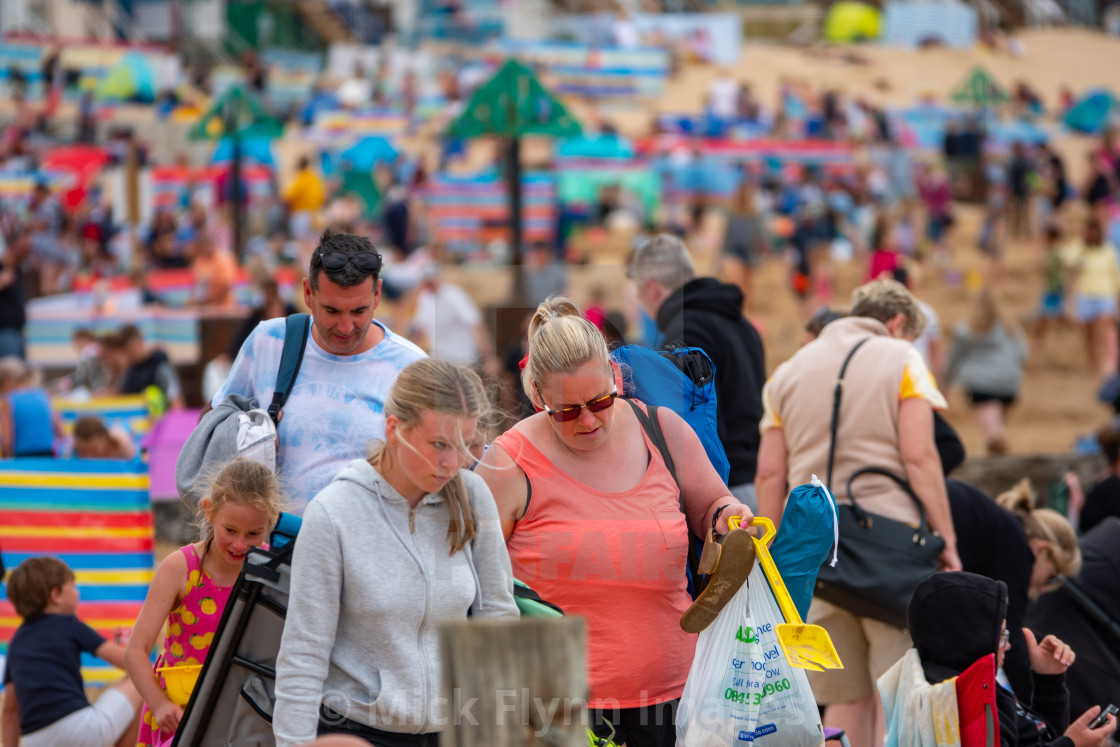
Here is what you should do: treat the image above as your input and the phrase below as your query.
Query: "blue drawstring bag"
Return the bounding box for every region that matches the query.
[770,476,839,621]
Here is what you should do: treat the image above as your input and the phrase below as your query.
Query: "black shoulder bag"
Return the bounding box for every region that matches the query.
[813,337,945,629]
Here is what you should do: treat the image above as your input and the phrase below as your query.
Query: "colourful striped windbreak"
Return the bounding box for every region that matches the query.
[0,458,155,686]
[425,173,556,251]
[53,395,153,445]
[25,307,201,368]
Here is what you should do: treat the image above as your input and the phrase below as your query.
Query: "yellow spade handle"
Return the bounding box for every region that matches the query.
[733,516,804,626]
[729,514,776,545]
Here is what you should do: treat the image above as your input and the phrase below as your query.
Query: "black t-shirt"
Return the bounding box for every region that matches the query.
[2,614,105,734]
[1080,474,1120,534]
[0,258,26,331]
[121,349,170,395]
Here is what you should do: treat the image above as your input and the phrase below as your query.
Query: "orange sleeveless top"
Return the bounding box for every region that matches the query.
[494,424,695,708]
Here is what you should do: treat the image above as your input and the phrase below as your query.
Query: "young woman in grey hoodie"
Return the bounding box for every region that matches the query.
[273,359,519,747]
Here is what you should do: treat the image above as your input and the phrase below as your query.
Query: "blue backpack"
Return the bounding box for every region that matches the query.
[611,344,731,598]
[610,345,730,482]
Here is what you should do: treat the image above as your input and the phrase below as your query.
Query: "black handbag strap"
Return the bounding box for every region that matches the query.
[825,337,932,531]
[846,466,932,532]
[825,337,872,490]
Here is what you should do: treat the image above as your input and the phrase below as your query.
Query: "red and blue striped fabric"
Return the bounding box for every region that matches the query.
[425,173,556,250]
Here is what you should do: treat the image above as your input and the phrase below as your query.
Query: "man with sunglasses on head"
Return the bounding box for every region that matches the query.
[211,229,425,513]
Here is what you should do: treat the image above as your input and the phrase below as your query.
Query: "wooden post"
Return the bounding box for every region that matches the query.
[506,134,526,309]
[125,134,141,262]
[439,617,587,747]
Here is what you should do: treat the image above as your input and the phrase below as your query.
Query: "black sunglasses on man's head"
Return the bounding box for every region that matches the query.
[315,249,382,276]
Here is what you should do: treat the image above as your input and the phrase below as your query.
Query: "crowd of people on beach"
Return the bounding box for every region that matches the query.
[4,31,1120,747]
[3,226,1120,747]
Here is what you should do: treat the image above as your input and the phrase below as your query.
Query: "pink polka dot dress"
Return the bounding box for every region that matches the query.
[137,542,234,746]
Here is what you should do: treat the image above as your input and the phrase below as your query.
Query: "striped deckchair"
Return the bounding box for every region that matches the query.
[0,458,155,686]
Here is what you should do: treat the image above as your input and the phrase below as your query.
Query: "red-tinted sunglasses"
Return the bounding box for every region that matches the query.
[533,382,618,423]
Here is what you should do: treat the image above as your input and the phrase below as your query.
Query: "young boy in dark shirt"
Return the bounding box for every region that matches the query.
[2,557,141,747]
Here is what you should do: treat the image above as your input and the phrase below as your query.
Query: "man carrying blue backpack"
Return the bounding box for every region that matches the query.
[628,233,767,508]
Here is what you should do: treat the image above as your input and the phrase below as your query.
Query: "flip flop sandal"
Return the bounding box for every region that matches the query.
[679,528,757,634]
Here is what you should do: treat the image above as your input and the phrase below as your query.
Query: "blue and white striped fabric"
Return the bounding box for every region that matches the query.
[882,1,978,49]
[25,308,200,368]
[499,41,670,99]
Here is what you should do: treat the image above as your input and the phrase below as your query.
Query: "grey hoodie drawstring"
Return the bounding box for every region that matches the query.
[372,472,484,611]
[373,479,426,571]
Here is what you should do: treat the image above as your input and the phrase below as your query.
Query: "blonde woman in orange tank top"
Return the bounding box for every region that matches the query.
[476,296,753,747]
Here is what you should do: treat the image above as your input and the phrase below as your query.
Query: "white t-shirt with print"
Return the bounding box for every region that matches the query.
[213,317,425,512]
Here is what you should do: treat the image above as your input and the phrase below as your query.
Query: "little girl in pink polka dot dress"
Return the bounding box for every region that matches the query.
[124,460,284,746]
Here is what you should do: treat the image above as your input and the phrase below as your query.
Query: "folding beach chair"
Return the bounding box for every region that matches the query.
[172,513,301,746]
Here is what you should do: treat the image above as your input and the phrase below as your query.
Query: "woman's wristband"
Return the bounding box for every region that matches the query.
[712,503,731,535]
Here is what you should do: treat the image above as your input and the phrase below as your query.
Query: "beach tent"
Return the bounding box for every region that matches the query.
[94,52,156,103]
[1064,89,1119,135]
[951,67,1008,108]
[824,2,882,42]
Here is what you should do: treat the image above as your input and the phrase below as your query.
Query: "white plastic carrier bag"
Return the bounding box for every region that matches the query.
[676,559,824,746]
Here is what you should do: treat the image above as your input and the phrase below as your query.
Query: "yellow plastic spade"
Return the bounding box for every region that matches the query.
[729,516,844,672]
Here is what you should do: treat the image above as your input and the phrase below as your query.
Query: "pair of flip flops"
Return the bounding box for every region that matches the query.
[680,526,757,634]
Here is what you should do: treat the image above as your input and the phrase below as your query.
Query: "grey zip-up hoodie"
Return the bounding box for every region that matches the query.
[272,459,518,746]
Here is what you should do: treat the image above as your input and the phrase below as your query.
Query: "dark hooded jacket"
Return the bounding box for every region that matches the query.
[945,479,1035,701]
[1026,517,1120,724]
[933,415,1034,699]
[910,572,1073,747]
[655,277,766,487]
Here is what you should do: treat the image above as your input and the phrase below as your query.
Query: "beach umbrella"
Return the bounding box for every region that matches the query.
[320,136,399,177]
[1063,89,1119,135]
[212,136,276,166]
[338,135,399,172]
[94,52,156,102]
[189,85,284,258]
[951,67,1008,108]
[41,145,111,182]
[41,144,111,209]
[447,58,581,304]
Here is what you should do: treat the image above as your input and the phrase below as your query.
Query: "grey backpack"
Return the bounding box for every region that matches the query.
[175,314,309,503]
